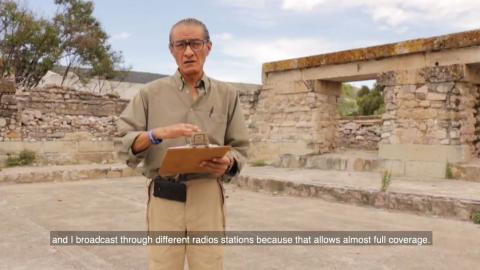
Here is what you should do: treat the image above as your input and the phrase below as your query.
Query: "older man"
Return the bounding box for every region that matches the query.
[117,18,249,270]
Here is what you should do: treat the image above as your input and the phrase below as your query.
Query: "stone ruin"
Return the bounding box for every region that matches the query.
[247,29,480,178]
[0,83,128,165]
[1,29,480,180]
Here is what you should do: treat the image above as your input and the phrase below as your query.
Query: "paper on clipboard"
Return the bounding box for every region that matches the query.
[159,133,232,176]
[159,144,231,176]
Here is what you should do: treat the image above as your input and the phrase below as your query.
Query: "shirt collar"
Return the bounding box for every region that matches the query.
[174,70,210,93]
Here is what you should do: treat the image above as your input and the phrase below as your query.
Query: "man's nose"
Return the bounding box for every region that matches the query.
[183,45,194,57]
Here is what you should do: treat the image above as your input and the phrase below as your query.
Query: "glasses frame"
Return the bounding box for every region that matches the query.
[170,39,210,52]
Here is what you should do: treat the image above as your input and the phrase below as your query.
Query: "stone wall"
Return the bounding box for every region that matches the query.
[378,65,480,157]
[476,99,480,157]
[245,80,340,161]
[1,85,128,142]
[0,80,16,131]
[337,116,382,150]
[0,85,129,166]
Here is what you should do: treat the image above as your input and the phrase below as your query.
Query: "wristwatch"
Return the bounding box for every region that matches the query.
[148,130,163,145]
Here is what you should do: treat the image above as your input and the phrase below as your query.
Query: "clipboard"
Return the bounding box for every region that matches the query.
[159,133,231,176]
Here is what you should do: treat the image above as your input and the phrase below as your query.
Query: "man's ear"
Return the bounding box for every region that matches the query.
[206,41,212,55]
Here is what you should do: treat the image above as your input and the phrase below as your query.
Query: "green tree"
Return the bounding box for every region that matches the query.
[0,0,125,89]
[339,83,358,116]
[357,85,370,98]
[53,0,124,86]
[357,84,385,115]
[0,1,61,88]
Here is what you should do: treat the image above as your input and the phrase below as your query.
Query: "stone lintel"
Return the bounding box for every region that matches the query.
[377,64,470,86]
[263,29,480,74]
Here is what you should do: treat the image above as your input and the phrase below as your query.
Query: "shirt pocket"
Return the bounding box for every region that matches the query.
[205,112,227,145]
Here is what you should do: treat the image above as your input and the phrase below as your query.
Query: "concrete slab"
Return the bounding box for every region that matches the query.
[0,177,479,269]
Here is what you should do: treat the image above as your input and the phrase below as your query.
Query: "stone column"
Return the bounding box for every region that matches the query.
[247,79,341,162]
[378,64,479,178]
[311,80,341,154]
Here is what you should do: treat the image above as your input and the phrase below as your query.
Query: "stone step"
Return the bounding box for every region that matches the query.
[2,163,479,223]
[234,166,480,223]
[0,163,142,184]
[275,152,480,182]
[449,161,480,182]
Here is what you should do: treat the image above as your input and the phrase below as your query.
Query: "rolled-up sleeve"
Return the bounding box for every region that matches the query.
[223,90,249,179]
[116,89,150,168]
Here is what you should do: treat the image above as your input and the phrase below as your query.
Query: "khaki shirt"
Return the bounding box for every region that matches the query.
[116,71,249,179]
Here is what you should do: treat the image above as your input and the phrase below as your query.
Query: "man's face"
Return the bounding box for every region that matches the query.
[170,24,211,78]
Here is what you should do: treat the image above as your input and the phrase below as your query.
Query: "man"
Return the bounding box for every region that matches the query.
[117,18,249,270]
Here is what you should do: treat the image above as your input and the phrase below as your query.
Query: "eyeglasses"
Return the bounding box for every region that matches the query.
[170,39,209,51]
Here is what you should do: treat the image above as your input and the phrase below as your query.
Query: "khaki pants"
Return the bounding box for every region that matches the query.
[147,177,226,270]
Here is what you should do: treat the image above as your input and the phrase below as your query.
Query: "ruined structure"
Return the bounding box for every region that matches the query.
[1,30,480,180]
[249,29,480,178]
[0,84,128,165]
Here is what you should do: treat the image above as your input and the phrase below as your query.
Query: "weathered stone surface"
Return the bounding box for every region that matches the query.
[1,86,129,143]
[337,117,382,150]
[233,170,480,222]
[0,79,15,93]
[263,29,480,74]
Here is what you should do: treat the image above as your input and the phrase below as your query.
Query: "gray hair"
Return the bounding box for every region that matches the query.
[169,18,210,44]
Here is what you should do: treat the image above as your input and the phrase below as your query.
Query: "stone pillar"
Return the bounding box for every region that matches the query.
[378,64,479,178]
[247,79,341,161]
[311,80,341,154]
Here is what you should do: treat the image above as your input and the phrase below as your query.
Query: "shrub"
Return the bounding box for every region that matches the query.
[381,170,392,192]
[250,160,268,167]
[472,213,480,224]
[445,163,453,179]
[6,150,36,167]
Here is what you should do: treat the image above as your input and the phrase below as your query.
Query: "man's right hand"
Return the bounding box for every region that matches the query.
[131,123,201,155]
[153,123,201,140]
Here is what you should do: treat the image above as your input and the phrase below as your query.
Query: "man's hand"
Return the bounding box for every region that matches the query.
[154,123,201,139]
[200,155,232,177]
[131,123,201,154]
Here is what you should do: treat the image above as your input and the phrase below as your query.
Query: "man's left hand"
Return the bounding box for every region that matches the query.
[200,155,232,177]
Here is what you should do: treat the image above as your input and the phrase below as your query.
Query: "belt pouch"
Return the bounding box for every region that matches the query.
[153,177,187,202]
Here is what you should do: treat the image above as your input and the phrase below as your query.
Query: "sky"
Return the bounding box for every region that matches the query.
[21,0,480,85]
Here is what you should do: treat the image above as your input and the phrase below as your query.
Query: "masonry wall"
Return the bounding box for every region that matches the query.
[241,80,384,161]
[378,65,480,156]
[0,80,16,131]
[245,80,336,161]
[0,85,129,166]
[337,116,382,150]
[476,100,480,157]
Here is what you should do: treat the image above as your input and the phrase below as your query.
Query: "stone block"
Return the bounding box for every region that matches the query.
[426,93,447,101]
[78,141,114,152]
[382,159,405,176]
[420,64,465,83]
[42,141,77,153]
[0,141,44,155]
[405,160,447,178]
[379,144,471,163]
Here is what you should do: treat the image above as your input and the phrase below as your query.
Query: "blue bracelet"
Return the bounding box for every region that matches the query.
[148,130,162,145]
